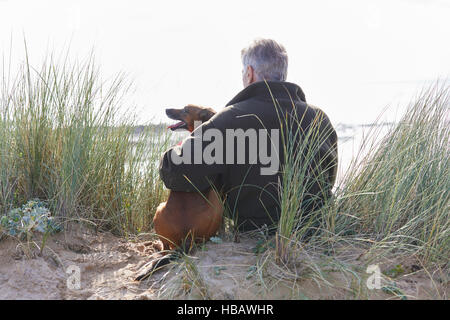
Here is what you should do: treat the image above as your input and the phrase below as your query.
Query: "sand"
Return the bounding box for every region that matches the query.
[0,223,447,300]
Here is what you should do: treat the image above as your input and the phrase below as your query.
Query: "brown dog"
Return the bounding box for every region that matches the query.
[135,105,222,281]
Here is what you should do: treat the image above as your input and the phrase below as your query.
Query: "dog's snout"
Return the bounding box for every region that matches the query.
[165,108,175,117]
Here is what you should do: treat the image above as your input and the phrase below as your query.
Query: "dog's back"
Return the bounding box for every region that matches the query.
[154,189,222,250]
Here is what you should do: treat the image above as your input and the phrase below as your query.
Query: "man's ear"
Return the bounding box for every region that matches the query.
[246,65,256,85]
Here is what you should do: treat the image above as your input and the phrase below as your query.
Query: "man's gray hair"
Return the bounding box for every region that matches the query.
[241,38,288,82]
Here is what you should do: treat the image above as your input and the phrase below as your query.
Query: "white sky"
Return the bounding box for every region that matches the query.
[1,0,449,125]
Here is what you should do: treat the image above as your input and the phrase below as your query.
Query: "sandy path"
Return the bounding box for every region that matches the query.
[0,223,260,300]
[0,223,447,300]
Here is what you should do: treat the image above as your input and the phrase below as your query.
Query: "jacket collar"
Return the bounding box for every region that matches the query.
[225,80,306,107]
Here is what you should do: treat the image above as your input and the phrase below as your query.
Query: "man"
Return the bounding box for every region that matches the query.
[160,38,337,232]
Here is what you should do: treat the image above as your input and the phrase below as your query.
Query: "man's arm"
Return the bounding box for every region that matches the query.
[159,119,225,192]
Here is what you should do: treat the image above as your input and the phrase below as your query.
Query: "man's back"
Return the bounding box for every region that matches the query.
[160,80,338,231]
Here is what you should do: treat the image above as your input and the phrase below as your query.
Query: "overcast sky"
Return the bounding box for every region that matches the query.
[1,0,449,125]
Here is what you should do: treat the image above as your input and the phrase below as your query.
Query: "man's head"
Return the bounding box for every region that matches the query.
[241,38,288,88]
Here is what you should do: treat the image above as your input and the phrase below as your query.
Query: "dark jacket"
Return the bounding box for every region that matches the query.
[159,81,338,231]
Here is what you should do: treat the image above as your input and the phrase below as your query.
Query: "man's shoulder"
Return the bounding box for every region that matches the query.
[209,102,248,122]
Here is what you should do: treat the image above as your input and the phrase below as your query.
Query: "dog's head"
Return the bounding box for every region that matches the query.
[166,104,216,132]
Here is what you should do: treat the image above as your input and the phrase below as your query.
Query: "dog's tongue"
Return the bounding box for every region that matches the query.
[167,121,184,130]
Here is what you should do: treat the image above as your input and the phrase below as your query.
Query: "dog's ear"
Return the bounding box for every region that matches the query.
[199,108,215,122]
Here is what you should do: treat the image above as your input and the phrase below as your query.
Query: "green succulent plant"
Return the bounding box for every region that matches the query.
[0,199,62,240]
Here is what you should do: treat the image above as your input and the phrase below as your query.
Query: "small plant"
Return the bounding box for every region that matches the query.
[0,199,61,240]
[383,264,405,278]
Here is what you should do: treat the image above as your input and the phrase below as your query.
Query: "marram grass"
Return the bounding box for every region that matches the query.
[0,52,172,236]
[335,84,449,263]
[277,83,449,267]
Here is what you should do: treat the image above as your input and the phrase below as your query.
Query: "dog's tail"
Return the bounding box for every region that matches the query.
[134,252,179,281]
